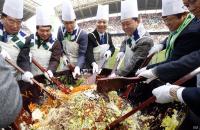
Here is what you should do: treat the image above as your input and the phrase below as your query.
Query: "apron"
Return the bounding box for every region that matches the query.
[62,29,82,66]
[91,33,110,66]
[118,39,136,71]
[0,41,21,76]
[30,40,52,76]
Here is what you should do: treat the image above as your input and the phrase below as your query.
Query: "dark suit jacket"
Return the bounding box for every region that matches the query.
[86,29,115,66]
[150,17,200,86]
[182,87,200,117]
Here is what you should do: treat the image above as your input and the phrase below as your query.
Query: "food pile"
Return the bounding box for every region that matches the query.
[29,85,186,130]
[30,90,142,130]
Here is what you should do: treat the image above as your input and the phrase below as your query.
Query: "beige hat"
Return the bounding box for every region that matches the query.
[121,0,138,20]
[3,0,24,19]
[62,0,76,21]
[162,0,188,16]
[96,4,109,21]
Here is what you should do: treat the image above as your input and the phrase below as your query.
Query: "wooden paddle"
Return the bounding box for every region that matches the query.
[121,53,156,98]
[97,76,145,93]
[85,56,107,85]
[5,58,57,100]
[32,58,71,94]
[106,66,200,129]
[96,53,155,94]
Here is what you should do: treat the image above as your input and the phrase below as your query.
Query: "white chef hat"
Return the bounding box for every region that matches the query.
[121,0,139,21]
[96,4,109,21]
[162,0,188,17]
[36,6,52,26]
[62,0,76,21]
[3,0,24,19]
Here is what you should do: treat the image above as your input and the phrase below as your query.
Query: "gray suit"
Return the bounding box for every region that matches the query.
[0,56,22,128]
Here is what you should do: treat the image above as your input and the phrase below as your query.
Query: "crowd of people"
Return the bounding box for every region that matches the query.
[78,13,168,33]
[1,0,200,129]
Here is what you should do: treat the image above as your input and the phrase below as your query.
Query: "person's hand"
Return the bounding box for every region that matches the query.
[44,70,53,80]
[137,69,157,83]
[136,67,147,76]
[104,50,111,59]
[72,66,80,78]
[92,62,98,74]
[0,49,11,59]
[148,44,164,57]
[116,52,125,61]
[152,83,177,104]
[63,55,69,66]
[22,71,33,84]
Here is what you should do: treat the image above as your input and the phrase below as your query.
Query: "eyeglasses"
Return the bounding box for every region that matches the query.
[5,17,22,26]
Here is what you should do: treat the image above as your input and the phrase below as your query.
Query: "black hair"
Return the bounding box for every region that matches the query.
[36,25,52,30]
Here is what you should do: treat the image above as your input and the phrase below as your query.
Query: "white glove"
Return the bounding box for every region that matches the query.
[137,69,157,83]
[22,71,33,84]
[44,70,53,80]
[136,67,147,76]
[63,55,69,66]
[116,52,125,61]
[104,50,111,59]
[92,62,98,74]
[152,83,175,104]
[72,66,80,78]
[0,49,11,59]
[148,44,164,57]
[109,73,117,78]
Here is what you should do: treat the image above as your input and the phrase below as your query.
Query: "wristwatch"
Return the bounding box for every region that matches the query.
[169,86,180,101]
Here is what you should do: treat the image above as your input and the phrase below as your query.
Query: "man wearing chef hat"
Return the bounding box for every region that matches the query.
[16,6,62,111]
[57,0,88,78]
[0,0,35,83]
[0,0,27,60]
[136,0,200,88]
[17,6,62,83]
[110,0,153,77]
[86,4,115,74]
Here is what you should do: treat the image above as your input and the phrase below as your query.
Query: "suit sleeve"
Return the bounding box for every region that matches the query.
[48,40,62,72]
[0,57,22,128]
[182,87,200,117]
[17,36,32,72]
[86,33,95,66]
[77,30,88,68]
[108,34,115,56]
[153,49,200,82]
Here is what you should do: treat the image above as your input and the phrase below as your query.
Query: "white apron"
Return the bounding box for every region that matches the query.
[91,33,110,66]
[30,43,52,76]
[62,29,82,66]
[0,41,21,76]
[118,39,136,71]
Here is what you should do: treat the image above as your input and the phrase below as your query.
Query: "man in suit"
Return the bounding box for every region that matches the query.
[110,0,153,77]
[140,0,200,129]
[57,0,88,78]
[0,54,22,128]
[86,4,115,74]
[137,0,200,87]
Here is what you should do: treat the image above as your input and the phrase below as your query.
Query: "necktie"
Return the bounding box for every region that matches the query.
[100,35,104,44]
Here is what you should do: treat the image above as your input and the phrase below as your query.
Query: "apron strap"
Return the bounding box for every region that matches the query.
[91,33,100,46]
[75,29,83,43]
